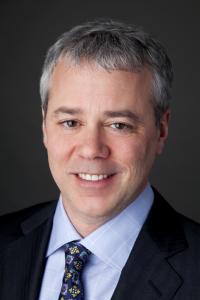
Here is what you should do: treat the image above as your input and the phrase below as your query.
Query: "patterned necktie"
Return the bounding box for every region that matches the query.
[58,241,91,300]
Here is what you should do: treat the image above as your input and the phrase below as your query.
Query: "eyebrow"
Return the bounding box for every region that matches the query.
[104,110,144,124]
[53,107,83,116]
[52,107,143,124]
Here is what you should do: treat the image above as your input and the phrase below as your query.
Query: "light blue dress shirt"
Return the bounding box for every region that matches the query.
[39,184,154,300]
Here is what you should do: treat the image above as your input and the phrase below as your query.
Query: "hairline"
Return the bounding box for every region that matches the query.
[41,55,163,125]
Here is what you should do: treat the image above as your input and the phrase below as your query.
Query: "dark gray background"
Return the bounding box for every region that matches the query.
[1,1,200,221]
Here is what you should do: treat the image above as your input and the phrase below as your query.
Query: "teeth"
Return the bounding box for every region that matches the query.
[78,173,109,181]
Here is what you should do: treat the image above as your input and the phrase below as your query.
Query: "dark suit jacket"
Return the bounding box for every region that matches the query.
[0,189,200,300]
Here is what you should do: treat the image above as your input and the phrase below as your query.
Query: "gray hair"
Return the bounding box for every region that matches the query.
[40,19,173,125]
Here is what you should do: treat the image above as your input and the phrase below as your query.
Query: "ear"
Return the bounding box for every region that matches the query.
[42,109,48,148]
[156,109,170,155]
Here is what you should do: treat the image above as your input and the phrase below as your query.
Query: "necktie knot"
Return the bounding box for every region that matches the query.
[64,241,91,272]
[58,241,90,300]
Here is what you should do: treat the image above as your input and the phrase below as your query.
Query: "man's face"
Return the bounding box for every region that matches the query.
[43,61,169,229]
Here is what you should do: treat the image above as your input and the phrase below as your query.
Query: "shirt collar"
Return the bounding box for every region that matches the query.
[47,183,154,270]
[47,199,81,256]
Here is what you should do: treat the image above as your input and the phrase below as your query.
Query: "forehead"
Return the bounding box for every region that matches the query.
[48,60,153,112]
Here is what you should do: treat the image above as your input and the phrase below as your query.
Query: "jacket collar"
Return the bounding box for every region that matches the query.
[21,200,57,234]
[111,189,188,300]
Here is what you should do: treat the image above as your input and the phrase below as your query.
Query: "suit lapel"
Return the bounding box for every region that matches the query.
[0,201,57,300]
[111,190,188,300]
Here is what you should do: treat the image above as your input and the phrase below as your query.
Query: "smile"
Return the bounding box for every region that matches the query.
[77,173,110,181]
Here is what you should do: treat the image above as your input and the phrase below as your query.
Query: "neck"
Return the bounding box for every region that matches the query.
[67,212,110,237]
[61,202,114,237]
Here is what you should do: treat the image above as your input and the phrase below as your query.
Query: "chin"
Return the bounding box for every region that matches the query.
[79,198,123,221]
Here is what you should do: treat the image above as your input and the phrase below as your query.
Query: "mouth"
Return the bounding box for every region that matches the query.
[76,173,113,181]
[72,172,117,189]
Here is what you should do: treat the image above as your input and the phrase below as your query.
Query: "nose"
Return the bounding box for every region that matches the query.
[77,127,110,160]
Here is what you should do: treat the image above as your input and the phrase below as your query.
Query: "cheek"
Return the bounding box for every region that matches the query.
[112,138,145,165]
[113,135,157,178]
[46,132,72,162]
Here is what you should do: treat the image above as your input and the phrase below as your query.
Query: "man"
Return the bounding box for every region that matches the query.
[0,19,200,300]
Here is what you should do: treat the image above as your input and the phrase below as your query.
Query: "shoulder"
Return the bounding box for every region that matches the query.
[0,200,57,245]
[181,214,200,244]
[152,187,200,243]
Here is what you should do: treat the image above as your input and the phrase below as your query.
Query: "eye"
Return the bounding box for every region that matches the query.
[61,120,80,128]
[111,122,132,130]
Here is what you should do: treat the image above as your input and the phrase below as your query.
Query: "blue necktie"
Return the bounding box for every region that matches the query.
[58,241,91,300]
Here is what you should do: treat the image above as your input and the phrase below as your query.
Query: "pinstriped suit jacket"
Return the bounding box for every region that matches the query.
[0,189,200,300]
